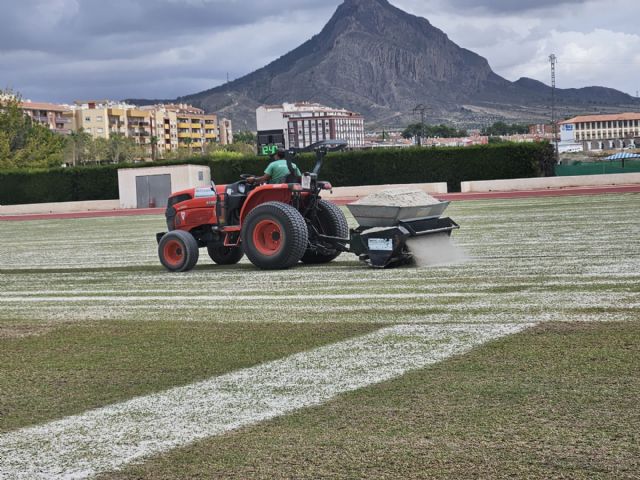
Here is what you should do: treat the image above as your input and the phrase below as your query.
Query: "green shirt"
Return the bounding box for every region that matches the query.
[264,159,302,184]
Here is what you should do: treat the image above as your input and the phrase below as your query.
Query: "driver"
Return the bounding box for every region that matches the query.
[247,149,301,185]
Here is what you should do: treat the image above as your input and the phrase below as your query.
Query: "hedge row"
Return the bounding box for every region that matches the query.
[0,143,554,205]
[0,166,120,205]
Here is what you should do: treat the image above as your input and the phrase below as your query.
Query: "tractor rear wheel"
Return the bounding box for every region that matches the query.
[241,201,308,270]
[158,230,199,272]
[301,199,349,264]
[207,245,244,265]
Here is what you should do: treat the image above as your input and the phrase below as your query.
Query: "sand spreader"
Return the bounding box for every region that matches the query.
[315,200,459,268]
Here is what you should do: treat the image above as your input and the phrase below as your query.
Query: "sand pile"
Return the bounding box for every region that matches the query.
[354,188,440,207]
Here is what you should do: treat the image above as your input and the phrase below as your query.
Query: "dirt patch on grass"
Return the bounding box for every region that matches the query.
[0,322,55,339]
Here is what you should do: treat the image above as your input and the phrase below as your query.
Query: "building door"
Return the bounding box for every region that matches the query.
[136,174,171,208]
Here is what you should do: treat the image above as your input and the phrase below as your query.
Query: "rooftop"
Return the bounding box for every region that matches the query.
[561,112,640,124]
[20,101,70,112]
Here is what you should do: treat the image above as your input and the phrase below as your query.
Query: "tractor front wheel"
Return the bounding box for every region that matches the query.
[207,245,244,265]
[241,202,308,270]
[158,230,199,272]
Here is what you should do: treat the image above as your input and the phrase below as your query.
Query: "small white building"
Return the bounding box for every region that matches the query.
[117,164,210,209]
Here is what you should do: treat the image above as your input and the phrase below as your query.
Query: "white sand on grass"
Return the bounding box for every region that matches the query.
[0,323,530,479]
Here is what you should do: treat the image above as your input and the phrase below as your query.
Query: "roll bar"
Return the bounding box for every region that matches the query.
[285,139,348,176]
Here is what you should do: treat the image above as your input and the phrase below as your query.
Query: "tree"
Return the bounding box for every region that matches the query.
[108,133,141,163]
[0,89,67,169]
[89,137,110,164]
[401,123,424,140]
[233,131,256,144]
[482,122,528,136]
[65,130,92,166]
[402,123,468,141]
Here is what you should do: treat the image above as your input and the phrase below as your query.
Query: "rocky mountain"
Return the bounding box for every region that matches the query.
[133,0,639,130]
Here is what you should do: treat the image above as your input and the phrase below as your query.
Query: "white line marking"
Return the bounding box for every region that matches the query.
[0,323,530,479]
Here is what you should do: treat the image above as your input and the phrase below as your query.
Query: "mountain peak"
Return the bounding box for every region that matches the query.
[173,0,636,129]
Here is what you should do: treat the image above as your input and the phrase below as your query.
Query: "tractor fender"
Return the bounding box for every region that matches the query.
[239,185,292,224]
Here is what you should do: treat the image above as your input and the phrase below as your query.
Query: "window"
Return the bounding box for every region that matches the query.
[96,116,103,122]
[85,117,91,122]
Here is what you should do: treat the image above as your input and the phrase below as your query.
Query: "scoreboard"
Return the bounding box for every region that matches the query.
[257,129,286,156]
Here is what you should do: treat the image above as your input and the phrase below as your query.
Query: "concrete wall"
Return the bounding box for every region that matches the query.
[460,172,640,193]
[0,200,120,216]
[118,165,211,209]
[331,183,448,199]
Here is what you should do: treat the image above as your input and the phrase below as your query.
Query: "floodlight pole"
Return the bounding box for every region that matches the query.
[413,104,427,146]
[549,54,559,164]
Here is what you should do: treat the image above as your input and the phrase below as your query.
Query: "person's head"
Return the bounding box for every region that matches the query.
[274,149,286,160]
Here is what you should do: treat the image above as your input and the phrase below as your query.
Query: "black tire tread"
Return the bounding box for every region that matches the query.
[158,230,200,272]
[301,199,348,264]
[207,245,244,265]
[241,201,308,270]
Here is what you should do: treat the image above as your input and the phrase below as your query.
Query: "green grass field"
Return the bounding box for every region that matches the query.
[1,193,639,478]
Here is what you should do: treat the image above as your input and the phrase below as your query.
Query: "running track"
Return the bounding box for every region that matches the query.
[1,184,639,222]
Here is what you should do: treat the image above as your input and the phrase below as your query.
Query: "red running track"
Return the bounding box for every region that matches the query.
[1,184,639,221]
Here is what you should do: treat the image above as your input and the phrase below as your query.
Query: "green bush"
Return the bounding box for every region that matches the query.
[0,143,554,205]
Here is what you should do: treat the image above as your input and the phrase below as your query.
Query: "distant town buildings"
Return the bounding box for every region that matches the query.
[424,134,489,148]
[529,123,555,137]
[16,99,232,160]
[560,113,640,152]
[19,101,73,135]
[256,102,365,152]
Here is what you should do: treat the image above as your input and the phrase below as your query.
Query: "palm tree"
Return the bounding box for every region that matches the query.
[183,137,193,156]
[150,136,158,162]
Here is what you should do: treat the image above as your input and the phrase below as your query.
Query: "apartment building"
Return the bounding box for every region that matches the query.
[172,104,218,154]
[20,101,73,134]
[71,101,226,158]
[256,102,365,152]
[71,101,154,155]
[560,113,640,150]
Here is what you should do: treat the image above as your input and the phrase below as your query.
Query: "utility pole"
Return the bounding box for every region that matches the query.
[549,54,559,163]
[413,104,427,146]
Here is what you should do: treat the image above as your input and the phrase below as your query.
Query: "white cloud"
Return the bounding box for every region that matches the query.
[393,0,640,95]
[2,0,640,102]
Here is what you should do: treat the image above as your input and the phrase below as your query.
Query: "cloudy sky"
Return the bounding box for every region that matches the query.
[1,0,639,104]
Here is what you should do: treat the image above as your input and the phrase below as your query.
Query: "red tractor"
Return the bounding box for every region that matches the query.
[156,140,350,271]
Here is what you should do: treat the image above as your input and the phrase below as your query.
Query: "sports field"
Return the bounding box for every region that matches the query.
[1,194,639,479]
